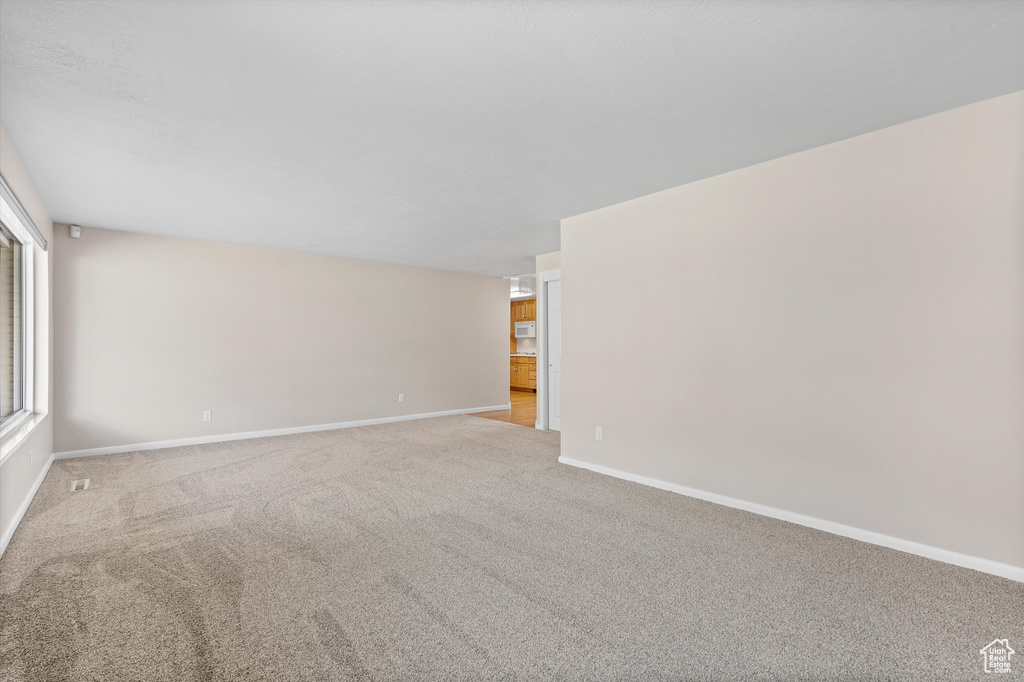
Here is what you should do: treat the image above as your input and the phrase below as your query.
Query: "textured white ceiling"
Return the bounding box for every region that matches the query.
[1,1,1022,276]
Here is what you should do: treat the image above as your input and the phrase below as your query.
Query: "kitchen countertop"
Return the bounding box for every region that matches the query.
[510,353,537,357]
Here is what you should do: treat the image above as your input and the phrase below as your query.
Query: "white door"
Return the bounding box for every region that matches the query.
[547,279,562,431]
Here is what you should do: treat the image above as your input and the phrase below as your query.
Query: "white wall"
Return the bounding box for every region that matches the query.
[53,228,509,454]
[560,92,1024,571]
[515,336,538,354]
[0,124,54,551]
[536,251,560,273]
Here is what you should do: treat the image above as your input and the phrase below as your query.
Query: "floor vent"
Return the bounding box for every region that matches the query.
[70,479,90,492]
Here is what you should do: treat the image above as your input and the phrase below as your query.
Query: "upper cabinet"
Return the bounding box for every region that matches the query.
[511,299,537,323]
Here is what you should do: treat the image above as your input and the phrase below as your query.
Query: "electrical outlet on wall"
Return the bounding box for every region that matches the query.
[595,427,603,441]
[203,410,212,422]
[398,393,405,403]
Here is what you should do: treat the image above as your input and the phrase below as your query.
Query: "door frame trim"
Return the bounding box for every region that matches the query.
[536,268,561,430]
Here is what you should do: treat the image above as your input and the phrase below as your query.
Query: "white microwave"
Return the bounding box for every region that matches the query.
[514,321,536,338]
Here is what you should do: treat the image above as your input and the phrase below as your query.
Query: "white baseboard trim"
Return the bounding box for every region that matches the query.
[54,404,512,460]
[558,455,1024,584]
[0,453,53,557]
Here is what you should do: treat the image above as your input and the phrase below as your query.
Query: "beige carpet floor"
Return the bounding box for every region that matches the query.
[1,415,1021,681]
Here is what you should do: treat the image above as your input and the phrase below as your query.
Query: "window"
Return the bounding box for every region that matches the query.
[0,175,44,442]
[0,226,24,424]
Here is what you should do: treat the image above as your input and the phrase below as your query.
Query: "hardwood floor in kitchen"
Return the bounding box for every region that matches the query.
[472,390,536,427]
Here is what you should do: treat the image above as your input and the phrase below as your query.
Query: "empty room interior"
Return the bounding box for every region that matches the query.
[1,1,1022,680]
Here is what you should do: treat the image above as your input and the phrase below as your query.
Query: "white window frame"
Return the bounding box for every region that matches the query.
[0,190,36,443]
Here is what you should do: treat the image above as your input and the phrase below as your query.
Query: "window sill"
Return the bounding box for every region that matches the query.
[0,412,48,466]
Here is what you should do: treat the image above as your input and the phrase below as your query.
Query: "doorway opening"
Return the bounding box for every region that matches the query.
[472,268,559,430]
[471,273,538,428]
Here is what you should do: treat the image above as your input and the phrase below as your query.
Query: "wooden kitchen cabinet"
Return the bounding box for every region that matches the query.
[510,299,536,323]
[512,362,527,389]
[510,356,537,391]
